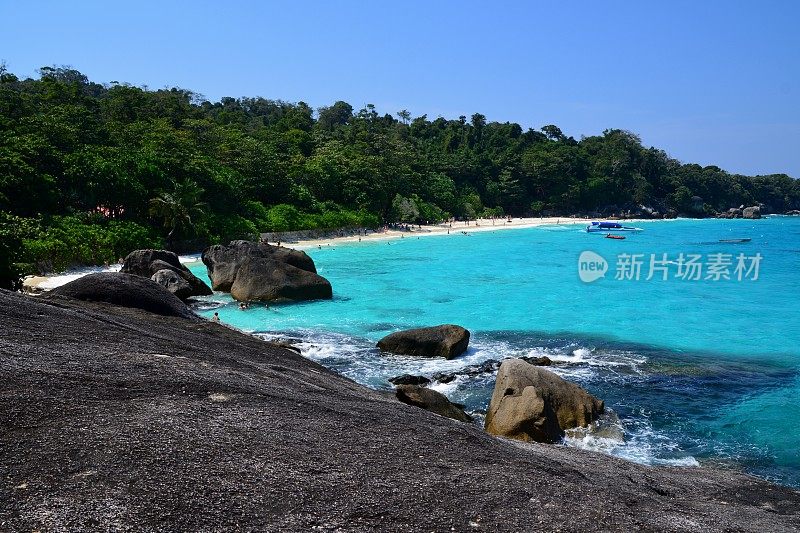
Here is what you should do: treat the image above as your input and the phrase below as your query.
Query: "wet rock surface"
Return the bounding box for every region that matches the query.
[377,324,470,359]
[2,290,799,531]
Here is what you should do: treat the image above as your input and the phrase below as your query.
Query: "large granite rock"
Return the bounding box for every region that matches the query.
[395,384,472,422]
[229,257,332,302]
[377,325,470,359]
[743,206,761,219]
[151,269,193,300]
[120,249,211,299]
[3,290,799,531]
[202,240,317,292]
[485,359,604,443]
[48,272,196,319]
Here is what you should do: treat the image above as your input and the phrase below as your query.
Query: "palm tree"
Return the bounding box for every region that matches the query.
[149,179,207,250]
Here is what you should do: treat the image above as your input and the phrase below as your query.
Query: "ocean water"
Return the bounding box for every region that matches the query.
[188,217,800,487]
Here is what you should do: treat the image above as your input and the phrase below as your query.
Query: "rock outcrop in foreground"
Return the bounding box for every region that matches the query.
[120,249,212,300]
[377,324,470,359]
[201,240,331,302]
[47,272,198,319]
[2,290,798,531]
[485,359,604,443]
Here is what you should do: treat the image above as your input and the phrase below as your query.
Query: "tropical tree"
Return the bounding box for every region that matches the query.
[148,179,207,249]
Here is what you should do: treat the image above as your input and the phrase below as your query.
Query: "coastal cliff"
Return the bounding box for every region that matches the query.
[1,290,798,531]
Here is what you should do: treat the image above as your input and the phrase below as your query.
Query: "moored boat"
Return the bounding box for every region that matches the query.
[587,221,643,233]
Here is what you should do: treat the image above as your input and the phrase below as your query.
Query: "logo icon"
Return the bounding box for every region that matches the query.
[578,251,608,283]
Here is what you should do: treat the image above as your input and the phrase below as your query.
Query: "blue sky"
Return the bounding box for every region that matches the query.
[2,0,798,177]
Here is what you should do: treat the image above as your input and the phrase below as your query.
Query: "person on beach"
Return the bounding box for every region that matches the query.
[212,312,220,322]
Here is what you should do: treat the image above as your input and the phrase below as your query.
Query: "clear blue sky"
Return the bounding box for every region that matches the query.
[2,0,798,177]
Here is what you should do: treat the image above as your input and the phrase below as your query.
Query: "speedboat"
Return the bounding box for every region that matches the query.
[586,221,643,233]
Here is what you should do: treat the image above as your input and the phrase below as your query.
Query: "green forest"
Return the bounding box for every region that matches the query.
[1,66,798,288]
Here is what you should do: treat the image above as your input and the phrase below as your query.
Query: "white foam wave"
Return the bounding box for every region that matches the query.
[564,412,700,468]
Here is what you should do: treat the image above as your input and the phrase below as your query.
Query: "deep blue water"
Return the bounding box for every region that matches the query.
[189,217,800,487]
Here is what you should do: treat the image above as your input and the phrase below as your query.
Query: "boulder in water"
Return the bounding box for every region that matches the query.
[229,257,332,302]
[484,358,604,443]
[395,385,472,422]
[743,206,761,219]
[121,249,211,299]
[201,241,317,292]
[377,325,470,360]
[48,272,196,319]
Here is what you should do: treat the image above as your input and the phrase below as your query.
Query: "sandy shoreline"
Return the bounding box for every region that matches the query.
[21,216,640,292]
[287,216,589,250]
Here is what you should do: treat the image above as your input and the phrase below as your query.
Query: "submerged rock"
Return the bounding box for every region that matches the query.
[395,384,472,422]
[48,272,196,319]
[229,257,332,302]
[484,358,604,443]
[377,325,470,359]
[520,355,552,366]
[202,240,317,292]
[432,372,457,384]
[388,374,431,386]
[121,249,212,299]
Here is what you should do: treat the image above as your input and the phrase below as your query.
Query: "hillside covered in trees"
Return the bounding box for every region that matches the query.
[1,66,798,287]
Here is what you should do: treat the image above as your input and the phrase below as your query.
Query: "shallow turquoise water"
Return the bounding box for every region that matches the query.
[190,217,800,486]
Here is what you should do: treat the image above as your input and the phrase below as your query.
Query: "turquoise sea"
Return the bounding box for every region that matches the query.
[188,217,800,487]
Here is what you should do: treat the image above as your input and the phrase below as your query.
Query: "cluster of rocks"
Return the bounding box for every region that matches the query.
[378,324,603,444]
[121,249,212,300]
[115,241,333,305]
[202,240,332,302]
[717,205,762,219]
[49,267,604,448]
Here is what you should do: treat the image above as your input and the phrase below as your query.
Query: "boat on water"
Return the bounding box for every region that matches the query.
[605,234,626,240]
[586,221,643,233]
[719,238,751,243]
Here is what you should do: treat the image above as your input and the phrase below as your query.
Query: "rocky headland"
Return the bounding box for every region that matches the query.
[2,285,800,531]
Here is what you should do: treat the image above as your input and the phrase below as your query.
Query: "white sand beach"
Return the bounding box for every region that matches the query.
[287,216,590,250]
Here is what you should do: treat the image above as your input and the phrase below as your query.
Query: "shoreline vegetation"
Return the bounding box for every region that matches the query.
[18,216,642,292]
[1,66,798,289]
